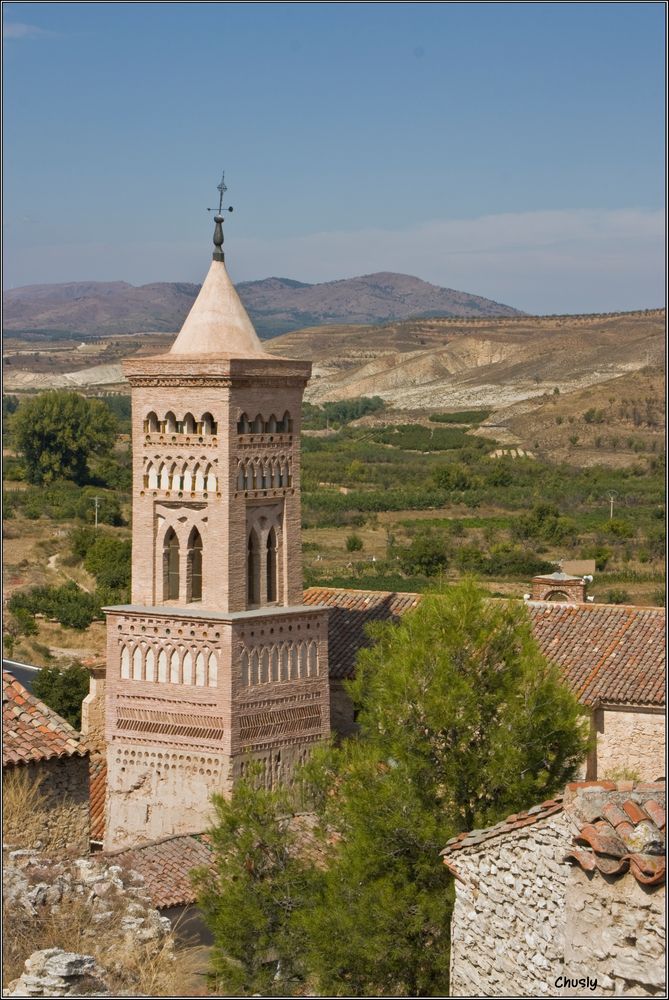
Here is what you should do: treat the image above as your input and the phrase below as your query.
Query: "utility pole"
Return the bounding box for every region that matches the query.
[606,490,619,520]
[92,495,101,529]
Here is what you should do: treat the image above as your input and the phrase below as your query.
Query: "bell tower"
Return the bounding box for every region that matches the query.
[103,184,330,850]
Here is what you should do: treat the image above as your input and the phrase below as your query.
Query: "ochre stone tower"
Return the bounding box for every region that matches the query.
[103,212,329,850]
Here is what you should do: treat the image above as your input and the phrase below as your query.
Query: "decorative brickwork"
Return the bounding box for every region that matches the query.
[103,254,330,850]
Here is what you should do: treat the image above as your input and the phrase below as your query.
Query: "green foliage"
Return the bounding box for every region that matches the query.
[455,543,556,578]
[429,409,491,425]
[397,528,450,576]
[8,582,103,630]
[31,663,91,730]
[606,518,634,539]
[433,463,474,491]
[583,408,605,424]
[200,582,588,996]
[93,394,131,432]
[302,396,385,430]
[606,588,631,605]
[194,776,319,996]
[511,503,579,545]
[345,533,363,552]
[7,607,39,638]
[82,535,131,591]
[11,390,118,485]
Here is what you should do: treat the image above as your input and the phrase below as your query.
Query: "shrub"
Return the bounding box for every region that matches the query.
[8,582,103,630]
[83,535,131,590]
[345,533,363,552]
[606,588,631,605]
[32,663,91,729]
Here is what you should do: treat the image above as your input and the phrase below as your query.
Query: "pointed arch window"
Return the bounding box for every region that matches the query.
[187,527,203,602]
[247,529,260,605]
[266,528,278,602]
[163,528,180,601]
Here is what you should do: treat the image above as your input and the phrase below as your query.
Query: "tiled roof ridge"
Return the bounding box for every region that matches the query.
[2,669,88,764]
[440,795,565,858]
[527,600,664,612]
[442,780,665,887]
[104,830,209,859]
[304,586,422,600]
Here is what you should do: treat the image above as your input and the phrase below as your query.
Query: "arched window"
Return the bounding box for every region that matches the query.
[183,412,196,434]
[164,411,177,433]
[281,410,292,433]
[237,464,245,490]
[247,530,260,605]
[266,528,278,602]
[252,413,264,434]
[187,527,203,602]
[547,591,570,602]
[202,412,217,435]
[163,528,180,601]
[237,412,250,434]
[267,414,277,433]
[144,411,159,433]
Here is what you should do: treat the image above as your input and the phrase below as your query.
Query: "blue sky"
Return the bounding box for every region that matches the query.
[3,2,665,312]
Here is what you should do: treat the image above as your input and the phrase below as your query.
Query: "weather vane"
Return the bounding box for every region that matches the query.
[207,171,234,260]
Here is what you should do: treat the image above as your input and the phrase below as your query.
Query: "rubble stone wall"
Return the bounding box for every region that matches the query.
[564,867,665,996]
[595,708,665,781]
[449,812,572,997]
[3,757,90,854]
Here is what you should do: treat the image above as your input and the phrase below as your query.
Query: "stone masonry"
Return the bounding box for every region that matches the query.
[447,809,573,996]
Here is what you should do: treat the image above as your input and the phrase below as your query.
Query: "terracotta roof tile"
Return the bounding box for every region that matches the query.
[89,752,107,843]
[442,780,665,888]
[109,834,214,909]
[2,669,88,765]
[304,588,665,706]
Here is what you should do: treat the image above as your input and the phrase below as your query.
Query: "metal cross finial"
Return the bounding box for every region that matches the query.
[207,171,234,260]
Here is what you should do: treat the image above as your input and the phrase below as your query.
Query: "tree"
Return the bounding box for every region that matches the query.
[295,581,589,995]
[12,391,118,484]
[32,663,91,730]
[193,776,320,997]
[200,580,589,996]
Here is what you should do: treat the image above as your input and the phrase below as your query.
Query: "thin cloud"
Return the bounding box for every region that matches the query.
[3,22,54,40]
[3,208,664,315]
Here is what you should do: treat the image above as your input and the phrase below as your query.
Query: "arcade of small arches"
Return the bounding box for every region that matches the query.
[119,642,218,687]
[144,411,218,436]
[237,456,292,492]
[241,640,320,686]
[145,459,218,494]
[237,411,293,435]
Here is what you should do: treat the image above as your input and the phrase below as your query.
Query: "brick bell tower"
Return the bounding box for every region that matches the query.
[103,184,330,850]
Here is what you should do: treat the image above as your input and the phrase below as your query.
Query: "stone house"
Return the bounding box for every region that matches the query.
[441,779,665,997]
[2,669,90,853]
[302,588,665,780]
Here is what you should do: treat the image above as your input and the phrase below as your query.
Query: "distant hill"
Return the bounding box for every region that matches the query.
[2,272,522,340]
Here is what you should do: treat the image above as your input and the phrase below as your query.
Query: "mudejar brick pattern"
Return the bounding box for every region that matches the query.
[103,249,330,850]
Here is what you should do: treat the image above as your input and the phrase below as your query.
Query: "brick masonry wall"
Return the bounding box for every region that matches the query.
[4,757,90,854]
[449,812,572,997]
[595,709,665,781]
[564,867,665,995]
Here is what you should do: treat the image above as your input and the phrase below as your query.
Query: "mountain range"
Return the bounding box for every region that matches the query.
[2,272,521,339]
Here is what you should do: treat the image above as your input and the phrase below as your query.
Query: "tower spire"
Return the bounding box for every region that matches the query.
[207,171,233,262]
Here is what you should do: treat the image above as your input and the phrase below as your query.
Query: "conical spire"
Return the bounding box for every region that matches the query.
[169,259,265,356]
[169,174,266,357]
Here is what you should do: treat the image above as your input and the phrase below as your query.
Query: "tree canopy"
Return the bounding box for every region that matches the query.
[11,391,118,484]
[197,580,589,996]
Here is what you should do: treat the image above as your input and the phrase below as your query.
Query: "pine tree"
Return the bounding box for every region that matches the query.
[199,580,590,996]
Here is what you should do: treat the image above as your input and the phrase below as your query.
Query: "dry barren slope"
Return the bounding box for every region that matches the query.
[267,309,665,411]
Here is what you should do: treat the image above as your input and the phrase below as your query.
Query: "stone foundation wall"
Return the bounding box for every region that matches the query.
[595,708,665,781]
[564,867,665,995]
[449,812,572,997]
[3,757,90,855]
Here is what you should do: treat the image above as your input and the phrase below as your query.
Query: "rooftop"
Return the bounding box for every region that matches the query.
[108,834,214,909]
[2,669,89,766]
[442,779,665,887]
[303,588,665,706]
